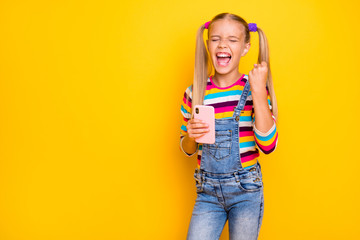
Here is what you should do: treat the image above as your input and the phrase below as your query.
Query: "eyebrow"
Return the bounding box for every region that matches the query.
[210,35,240,39]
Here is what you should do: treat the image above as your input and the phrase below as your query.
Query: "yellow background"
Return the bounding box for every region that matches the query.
[0,0,359,239]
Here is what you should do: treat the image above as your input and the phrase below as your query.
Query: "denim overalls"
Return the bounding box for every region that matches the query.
[186,80,264,240]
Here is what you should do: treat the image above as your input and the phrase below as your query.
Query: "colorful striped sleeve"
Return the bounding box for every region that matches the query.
[179,85,198,157]
[252,89,278,154]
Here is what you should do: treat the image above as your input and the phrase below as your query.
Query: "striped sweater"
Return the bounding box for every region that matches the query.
[179,74,278,169]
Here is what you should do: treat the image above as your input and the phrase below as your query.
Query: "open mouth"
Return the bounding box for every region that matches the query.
[216,52,231,67]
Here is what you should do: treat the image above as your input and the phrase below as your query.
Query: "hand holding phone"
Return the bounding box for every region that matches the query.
[192,105,215,144]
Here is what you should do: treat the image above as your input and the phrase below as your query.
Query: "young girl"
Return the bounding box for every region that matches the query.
[179,13,278,240]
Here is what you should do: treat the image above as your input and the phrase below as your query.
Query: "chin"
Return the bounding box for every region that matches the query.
[214,65,234,75]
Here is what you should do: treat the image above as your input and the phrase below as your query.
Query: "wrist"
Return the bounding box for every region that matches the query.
[251,86,267,96]
[251,90,268,103]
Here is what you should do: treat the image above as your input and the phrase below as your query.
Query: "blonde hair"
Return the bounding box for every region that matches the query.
[187,12,278,121]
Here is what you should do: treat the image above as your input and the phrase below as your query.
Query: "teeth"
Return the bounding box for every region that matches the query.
[217,53,231,57]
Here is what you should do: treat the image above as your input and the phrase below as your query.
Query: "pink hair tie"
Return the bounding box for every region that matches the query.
[204,21,211,29]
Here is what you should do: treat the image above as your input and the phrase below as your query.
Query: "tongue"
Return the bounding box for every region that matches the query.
[217,57,231,64]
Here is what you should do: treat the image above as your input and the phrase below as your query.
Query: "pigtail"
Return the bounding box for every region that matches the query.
[189,24,211,119]
[257,27,278,121]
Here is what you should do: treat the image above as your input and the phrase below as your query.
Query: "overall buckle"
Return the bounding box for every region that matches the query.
[233,171,240,183]
[194,168,205,192]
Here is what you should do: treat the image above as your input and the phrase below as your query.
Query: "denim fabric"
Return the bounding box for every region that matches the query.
[187,81,264,240]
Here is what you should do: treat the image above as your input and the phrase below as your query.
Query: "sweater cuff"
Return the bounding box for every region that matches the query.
[253,121,276,137]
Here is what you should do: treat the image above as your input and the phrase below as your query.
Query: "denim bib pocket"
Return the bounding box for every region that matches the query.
[203,130,232,161]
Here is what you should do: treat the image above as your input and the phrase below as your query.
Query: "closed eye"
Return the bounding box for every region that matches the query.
[211,39,237,42]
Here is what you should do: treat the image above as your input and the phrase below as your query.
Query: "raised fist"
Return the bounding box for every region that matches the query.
[249,61,268,92]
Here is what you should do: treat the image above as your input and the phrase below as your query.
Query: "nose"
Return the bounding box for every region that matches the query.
[218,39,228,48]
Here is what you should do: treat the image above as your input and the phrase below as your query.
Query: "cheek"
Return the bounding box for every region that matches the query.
[232,55,241,64]
[208,44,216,55]
[235,48,246,58]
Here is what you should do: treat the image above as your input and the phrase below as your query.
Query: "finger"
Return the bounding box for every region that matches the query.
[191,131,209,138]
[190,118,205,124]
[191,122,209,129]
[187,124,209,132]
[190,131,206,138]
[193,132,210,139]
[260,61,267,67]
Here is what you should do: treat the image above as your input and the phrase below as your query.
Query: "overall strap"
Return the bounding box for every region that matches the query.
[233,79,250,117]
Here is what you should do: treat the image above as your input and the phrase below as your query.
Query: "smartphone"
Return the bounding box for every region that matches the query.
[193,105,215,144]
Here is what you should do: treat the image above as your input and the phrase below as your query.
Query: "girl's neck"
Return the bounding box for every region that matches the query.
[212,71,243,88]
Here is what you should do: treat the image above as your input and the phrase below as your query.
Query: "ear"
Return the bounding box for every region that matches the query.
[241,42,251,57]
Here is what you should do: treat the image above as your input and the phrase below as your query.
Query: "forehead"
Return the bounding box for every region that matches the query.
[209,19,245,38]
